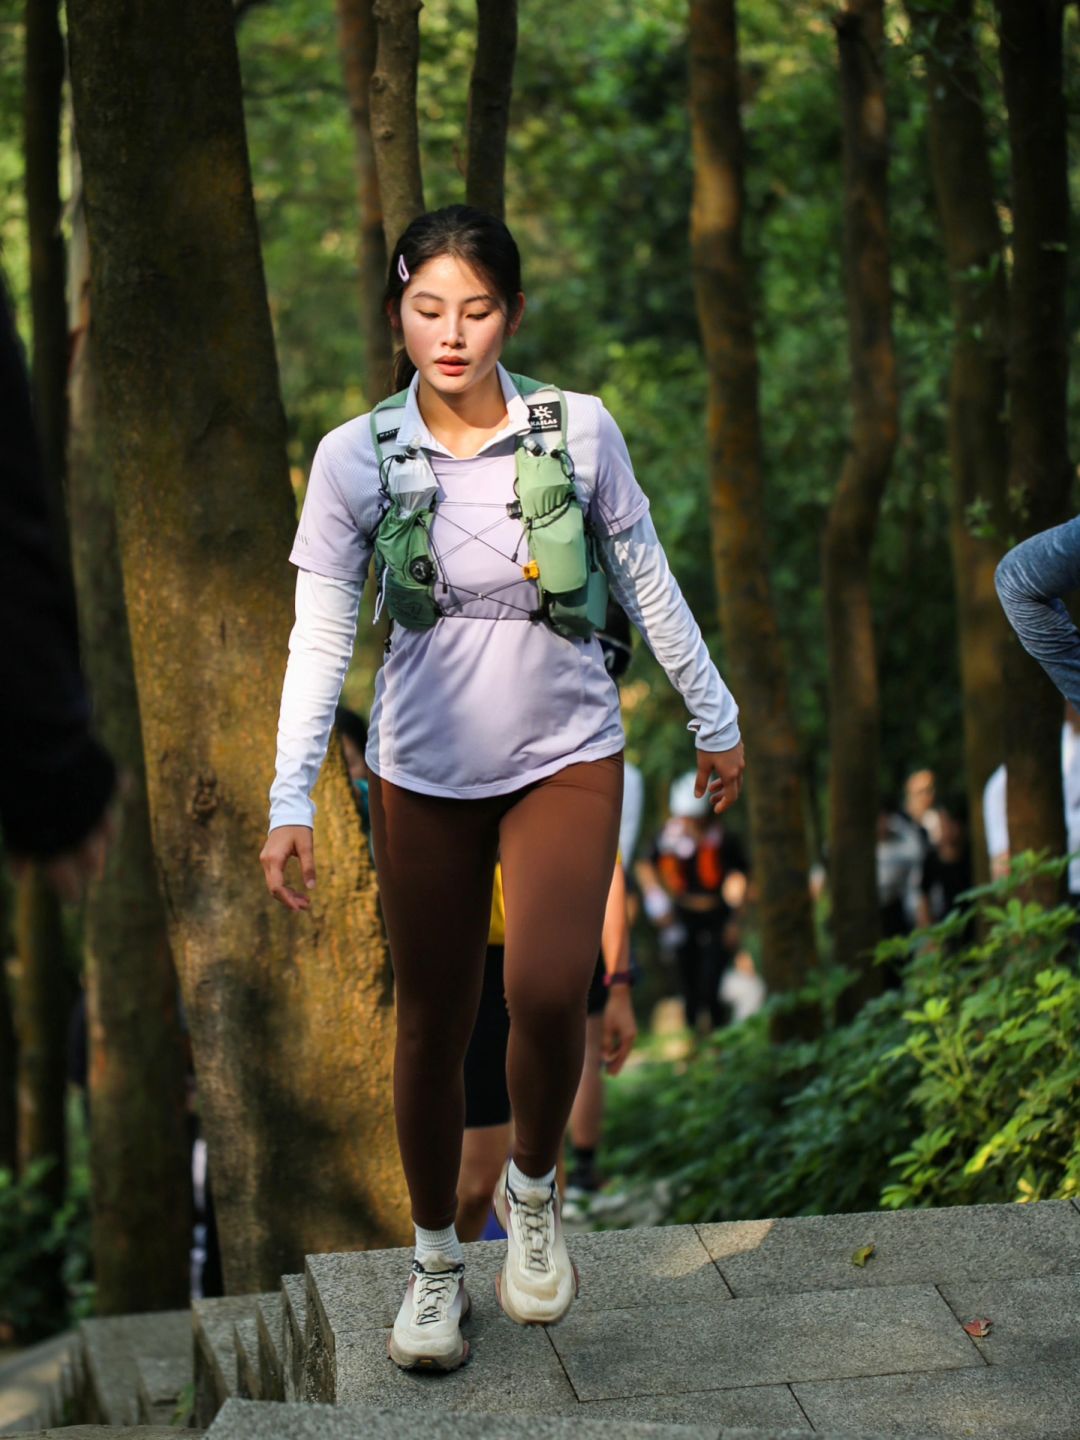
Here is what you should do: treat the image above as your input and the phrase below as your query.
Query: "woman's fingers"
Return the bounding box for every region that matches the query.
[696,742,746,813]
[296,829,317,891]
[260,827,315,910]
[602,995,638,1075]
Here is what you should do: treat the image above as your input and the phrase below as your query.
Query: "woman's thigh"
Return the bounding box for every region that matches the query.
[498,754,624,1014]
[367,773,500,1023]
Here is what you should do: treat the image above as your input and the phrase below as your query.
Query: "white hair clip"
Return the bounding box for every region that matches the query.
[397,254,410,284]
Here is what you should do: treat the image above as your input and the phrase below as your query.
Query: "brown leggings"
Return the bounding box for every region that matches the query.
[368,753,623,1230]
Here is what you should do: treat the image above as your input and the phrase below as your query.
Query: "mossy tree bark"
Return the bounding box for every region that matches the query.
[66,0,409,1292]
[996,0,1071,894]
[823,0,898,1010]
[371,0,425,252]
[688,0,819,1041]
[336,0,393,402]
[906,0,1010,886]
[66,175,192,1314]
[465,0,517,220]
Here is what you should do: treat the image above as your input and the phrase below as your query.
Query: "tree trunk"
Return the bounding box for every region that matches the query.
[906,0,1010,886]
[823,0,898,1008]
[66,168,192,1315]
[24,0,69,565]
[996,0,1071,890]
[66,0,409,1293]
[336,0,393,402]
[688,0,819,1041]
[465,0,517,220]
[370,0,425,253]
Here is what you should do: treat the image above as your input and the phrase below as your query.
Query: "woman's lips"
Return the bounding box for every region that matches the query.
[435,358,467,372]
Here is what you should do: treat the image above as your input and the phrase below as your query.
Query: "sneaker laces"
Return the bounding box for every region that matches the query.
[510,1184,556,1274]
[411,1261,463,1326]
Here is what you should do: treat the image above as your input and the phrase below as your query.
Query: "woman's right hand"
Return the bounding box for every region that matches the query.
[260,825,316,911]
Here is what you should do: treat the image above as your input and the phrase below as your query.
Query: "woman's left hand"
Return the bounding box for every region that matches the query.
[695,741,745,814]
[601,985,638,1075]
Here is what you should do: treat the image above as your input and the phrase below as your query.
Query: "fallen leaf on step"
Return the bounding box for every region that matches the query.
[851,1244,876,1267]
[963,1318,992,1338]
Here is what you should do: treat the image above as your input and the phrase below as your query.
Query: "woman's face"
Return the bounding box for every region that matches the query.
[394,254,523,400]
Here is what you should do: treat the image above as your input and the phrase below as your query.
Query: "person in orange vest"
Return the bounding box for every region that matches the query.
[639,771,749,1034]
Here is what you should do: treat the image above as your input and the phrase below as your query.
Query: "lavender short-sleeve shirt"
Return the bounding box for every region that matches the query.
[289,364,649,798]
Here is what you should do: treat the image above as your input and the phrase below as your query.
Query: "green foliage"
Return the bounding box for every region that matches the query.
[604,855,1080,1221]
[0,1149,92,1340]
[880,855,1080,1209]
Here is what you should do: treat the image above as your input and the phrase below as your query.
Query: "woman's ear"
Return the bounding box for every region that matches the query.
[507,291,526,338]
[386,300,401,332]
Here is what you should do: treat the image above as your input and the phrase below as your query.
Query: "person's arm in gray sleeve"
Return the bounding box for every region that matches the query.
[996,517,1080,708]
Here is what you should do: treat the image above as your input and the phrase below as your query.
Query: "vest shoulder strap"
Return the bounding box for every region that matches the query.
[507,372,567,455]
[370,387,412,466]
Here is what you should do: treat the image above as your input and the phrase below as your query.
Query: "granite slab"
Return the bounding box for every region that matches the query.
[548,1285,983,1402]
[937,1272,1080,1370]
[697,1200,1080,1297]
[793,1358,1080,1438]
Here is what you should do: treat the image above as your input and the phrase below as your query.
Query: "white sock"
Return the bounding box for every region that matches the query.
[508,1159,556,1196]
[414,1223,464,1265]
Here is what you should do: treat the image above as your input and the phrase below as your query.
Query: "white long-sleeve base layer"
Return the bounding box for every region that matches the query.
[268,514,740,831]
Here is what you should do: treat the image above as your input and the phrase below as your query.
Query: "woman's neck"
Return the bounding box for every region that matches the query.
[417,368,509,458]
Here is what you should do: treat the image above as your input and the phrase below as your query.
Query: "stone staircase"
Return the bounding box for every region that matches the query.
[7,1198,1080,1438]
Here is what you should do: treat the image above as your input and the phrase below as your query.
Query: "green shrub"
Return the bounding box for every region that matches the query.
[603,854,1080,1222]
[880,857,1080,1209]
[0,1099,93,1340]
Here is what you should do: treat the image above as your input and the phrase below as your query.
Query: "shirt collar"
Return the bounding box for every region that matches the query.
[395,362,533,458]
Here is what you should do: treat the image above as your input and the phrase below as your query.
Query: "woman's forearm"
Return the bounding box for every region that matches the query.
[598,514,740,751]
[268,569,362,830]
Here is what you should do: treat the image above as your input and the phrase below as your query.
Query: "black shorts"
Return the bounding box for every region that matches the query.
[463,944,607,1128]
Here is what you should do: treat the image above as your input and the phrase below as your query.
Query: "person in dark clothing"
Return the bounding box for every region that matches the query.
[915,797,974,931]
[334,703,370,832]
[0,279,115,889]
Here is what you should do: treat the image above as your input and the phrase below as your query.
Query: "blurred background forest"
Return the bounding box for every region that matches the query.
[3,0,1080,1350]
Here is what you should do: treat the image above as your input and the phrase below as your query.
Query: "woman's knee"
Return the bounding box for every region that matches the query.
[505,979,589,1038]
[395,1007,474,1070]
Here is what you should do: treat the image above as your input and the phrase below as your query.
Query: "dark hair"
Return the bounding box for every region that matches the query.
[384,205,524,395]
[334,704,368,751]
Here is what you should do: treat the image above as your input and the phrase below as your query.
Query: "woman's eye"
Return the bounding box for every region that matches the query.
[468,313,491,321]
[419,311,439,319]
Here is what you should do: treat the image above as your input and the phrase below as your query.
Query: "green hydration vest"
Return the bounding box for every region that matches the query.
[369,373,608,640]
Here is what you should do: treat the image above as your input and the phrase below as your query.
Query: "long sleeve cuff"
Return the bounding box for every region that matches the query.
[598,514,740,751]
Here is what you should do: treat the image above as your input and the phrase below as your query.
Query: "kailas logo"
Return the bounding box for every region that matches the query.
[528,401,561,432]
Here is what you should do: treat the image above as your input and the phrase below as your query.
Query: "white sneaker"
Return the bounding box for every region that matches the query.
[388,1252,471,1371]
[493,1161,579,1325]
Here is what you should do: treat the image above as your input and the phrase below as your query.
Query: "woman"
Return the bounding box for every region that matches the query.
[260,205,743,1373]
